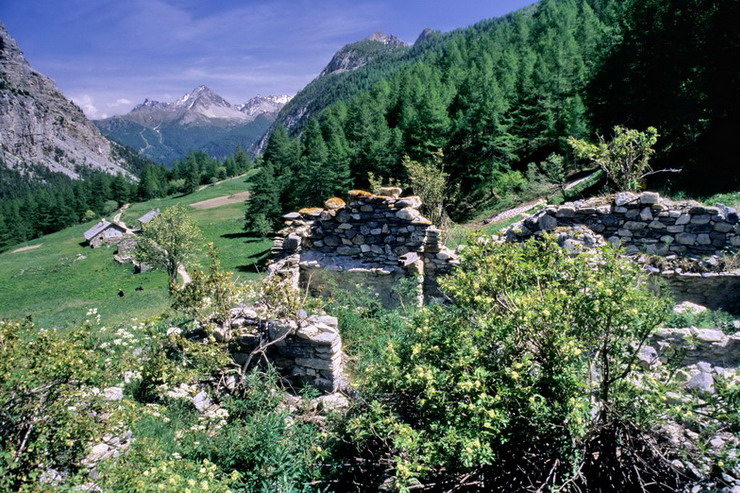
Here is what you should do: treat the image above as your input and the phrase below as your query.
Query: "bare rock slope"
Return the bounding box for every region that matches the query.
[0,24,131,178]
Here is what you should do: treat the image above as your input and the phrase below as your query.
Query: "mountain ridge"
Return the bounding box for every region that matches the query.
[95,87,291,165]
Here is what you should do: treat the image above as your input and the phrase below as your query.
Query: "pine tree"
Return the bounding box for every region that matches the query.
[244,162,282,232]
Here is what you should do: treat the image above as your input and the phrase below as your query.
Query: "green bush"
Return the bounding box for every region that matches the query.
[0,320,105,489]
[338,236,673,490]
[666,308,738,334]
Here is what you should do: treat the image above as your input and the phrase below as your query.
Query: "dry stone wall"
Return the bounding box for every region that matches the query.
[504,192,740,313]
[226,308,345,392]
[270,188,458,307]
[505,191,739,256]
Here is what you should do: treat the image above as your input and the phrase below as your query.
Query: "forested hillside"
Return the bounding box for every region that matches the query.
[249,0,737,228]
[0,149,253,251]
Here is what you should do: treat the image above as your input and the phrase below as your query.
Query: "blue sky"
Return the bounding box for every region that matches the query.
[1,0,534,119]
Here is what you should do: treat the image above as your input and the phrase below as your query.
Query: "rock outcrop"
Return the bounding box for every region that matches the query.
[0,24,133,179]
[318,32,409,77]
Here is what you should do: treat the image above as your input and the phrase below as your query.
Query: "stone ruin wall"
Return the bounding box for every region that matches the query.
[505,191,740,313]
[505,191,740,255]
[269,188,459,307]
[225,308,345,392]
[230,189,739,393]
[225,188,458,393]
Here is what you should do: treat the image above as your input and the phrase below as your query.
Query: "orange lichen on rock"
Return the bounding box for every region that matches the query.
[324,197,346,210]
[298,207,324,216]
[347,190,373,200]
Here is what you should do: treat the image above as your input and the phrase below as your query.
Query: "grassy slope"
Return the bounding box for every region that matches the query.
[0,174,271,329]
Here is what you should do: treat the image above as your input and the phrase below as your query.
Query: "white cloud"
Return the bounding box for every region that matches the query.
[114,98,131,105]
[71,94,100,118]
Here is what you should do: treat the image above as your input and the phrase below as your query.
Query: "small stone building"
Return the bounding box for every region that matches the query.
[270,188,458,308]
[137,209,160,226]
[83,220,129,248]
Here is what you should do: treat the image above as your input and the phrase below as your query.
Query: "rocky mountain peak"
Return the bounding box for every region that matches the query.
[414,28,440,45]
[319,31,410,77]
[0,24,133,179]
[365,32,409,47]
[237,94,292,118]
[175,85,231,110]
[131,98,170,112]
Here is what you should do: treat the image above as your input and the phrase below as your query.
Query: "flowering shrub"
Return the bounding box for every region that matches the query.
[338,236,672,490]
[0,320,105,489]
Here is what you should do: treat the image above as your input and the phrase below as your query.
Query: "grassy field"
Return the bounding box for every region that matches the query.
[0,174,272,329]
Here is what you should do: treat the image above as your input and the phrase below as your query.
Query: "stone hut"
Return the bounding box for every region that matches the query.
[83,220,129,248]
[269,188,458,307]
[137,209,160,226]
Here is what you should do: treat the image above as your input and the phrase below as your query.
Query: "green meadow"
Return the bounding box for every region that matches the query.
[0,174,271,329]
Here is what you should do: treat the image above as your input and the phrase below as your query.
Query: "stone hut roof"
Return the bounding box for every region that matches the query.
[83,220,126,240]
[138,209,161,224]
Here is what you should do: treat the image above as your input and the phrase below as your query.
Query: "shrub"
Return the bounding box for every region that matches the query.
[569,126,659,191]
[339,236,673,490]
[0,320,105,489]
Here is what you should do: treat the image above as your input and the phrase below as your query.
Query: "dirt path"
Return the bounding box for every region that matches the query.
[196,173,249,192]
[177,264,192,285]
[11,244,42,253]
[479,171,598,226]
[189,191,250,210]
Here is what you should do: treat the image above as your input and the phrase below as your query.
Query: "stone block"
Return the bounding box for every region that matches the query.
[639,207,653,221]
[690,214,711,225]
[379,187,402,198]
[295,357,334,371]
[538,214,557,231]
[622,221,647,230]
[714,222,733,233]
[686,371,714,394]
[556,206,575,218]
[615,192,638,206]
[675,233,697,245]
[686,223,712,234]
[666,225,684,233]
[324,235,340,247]
[396,207,420,221]
[639,191,660,204]
[675,214,691,225]
[697,234,712,245]
[337,246,361,255]
[725,207,738,223]
[602,215,621,227]
[396,196,422,209]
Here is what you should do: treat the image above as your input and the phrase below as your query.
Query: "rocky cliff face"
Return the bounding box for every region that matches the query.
[0,24,132,179]
[318,32,409,77]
